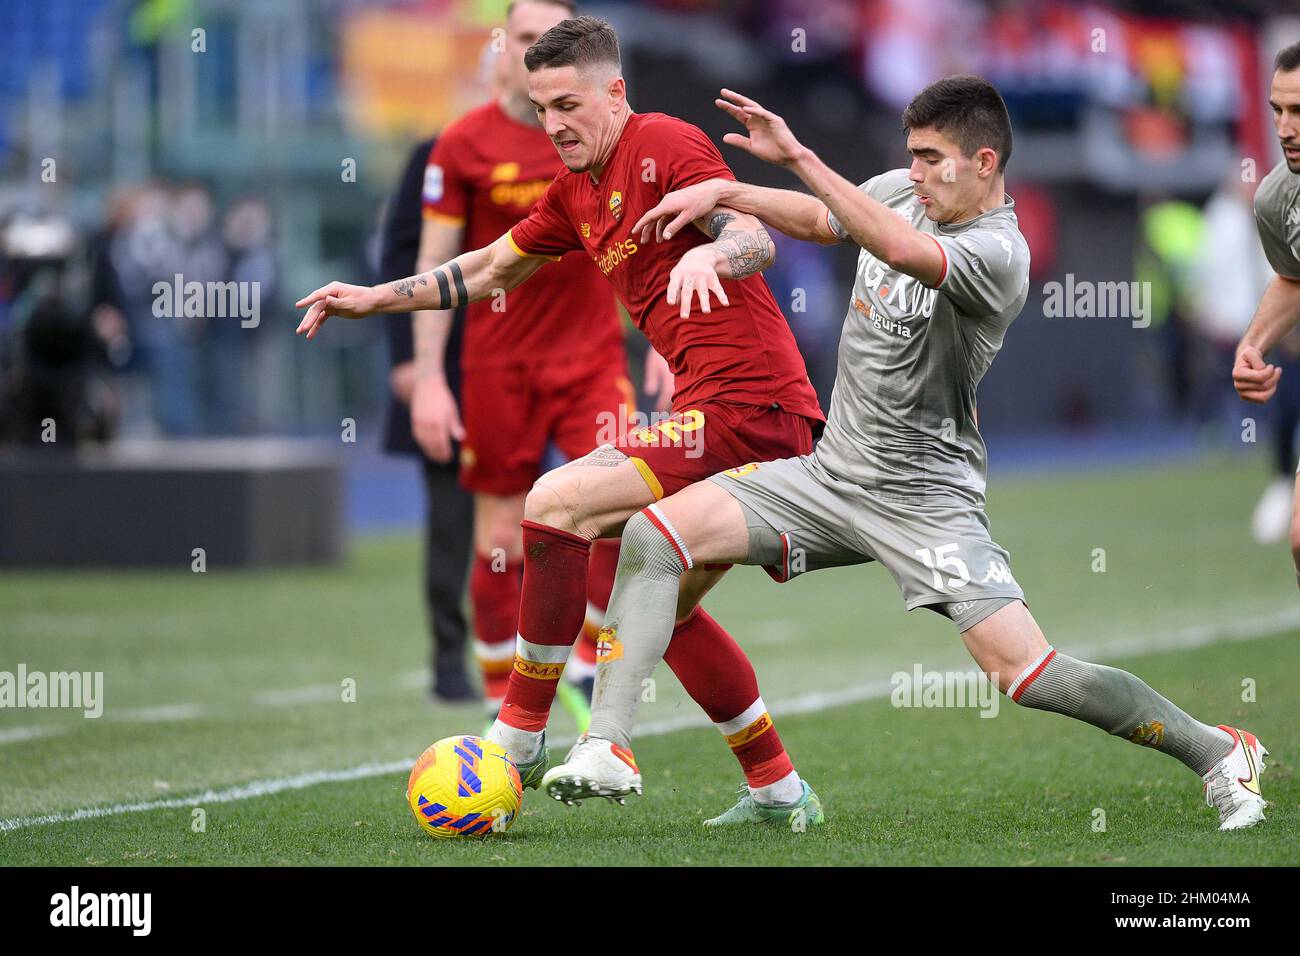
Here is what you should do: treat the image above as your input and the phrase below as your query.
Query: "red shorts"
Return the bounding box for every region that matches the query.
[612,400,820,501]
[459,357,636,496]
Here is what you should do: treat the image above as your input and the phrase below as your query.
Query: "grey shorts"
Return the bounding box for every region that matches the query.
[707,454,1024,631]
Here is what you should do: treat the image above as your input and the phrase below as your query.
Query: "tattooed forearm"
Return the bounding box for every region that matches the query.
[707,212,736,239]
[392,273,429,299]
[449,262,468,304]
[392,262,469,308]
[714,224,775,280]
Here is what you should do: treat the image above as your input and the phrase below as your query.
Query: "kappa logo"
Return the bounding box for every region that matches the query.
[595,625,623,663]
[608,189,624,220]
[581,222,591,238]
[979,561,1014,585]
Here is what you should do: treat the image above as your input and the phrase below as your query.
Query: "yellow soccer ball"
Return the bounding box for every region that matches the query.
[406,735,523,839]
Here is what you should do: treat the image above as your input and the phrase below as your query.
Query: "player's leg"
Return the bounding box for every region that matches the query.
[488,446,659,779]
[583,483,750,746]
[552,366,640,699]
[547,456,854,823]
[962,600,1267,830]
[498,405,820,805]
[542,481,753,803]
[458,364,542,720]
[644,412,829,821]
[468,491,527,718]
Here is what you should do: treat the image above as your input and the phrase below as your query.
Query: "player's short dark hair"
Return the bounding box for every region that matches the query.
[506,0,577,20]
[901,75,1013,173]
[524,15,621,74]
[1276,41,1300,73]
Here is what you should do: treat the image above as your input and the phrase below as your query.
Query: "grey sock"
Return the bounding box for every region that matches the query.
[1015,651,1233,775]
[586,509,687,749]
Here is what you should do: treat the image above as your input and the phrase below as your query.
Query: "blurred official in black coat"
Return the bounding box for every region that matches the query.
[380,136,475,701]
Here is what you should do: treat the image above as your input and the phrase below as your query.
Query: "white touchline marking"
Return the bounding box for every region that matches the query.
[2,604,1297,831]
[0,725,65,746]
[0,760,413,833]
[118,704,206,722]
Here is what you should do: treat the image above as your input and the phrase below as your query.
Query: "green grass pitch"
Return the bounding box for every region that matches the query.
[1,455,1296,866]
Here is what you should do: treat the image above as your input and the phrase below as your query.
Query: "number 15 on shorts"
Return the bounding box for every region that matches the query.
[915,543,971,591]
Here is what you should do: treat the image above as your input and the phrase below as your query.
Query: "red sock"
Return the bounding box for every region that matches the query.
[469,553,523,704]
[575,538,621,672]
[664,607,794,788]
[587,537,620,610]
[497,520,590,732]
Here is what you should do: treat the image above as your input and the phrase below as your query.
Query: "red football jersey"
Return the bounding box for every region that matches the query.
[507,112,822,422]
[423,100,623,370]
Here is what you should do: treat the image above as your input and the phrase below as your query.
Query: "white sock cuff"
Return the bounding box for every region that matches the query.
[1006,645,1057,701]
[715,697,766,737]
[644,503,694,571]
[515,635,572,664]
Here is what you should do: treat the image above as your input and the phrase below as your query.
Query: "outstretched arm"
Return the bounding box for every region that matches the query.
[295,231,547,340]
[716,88,942,283]
[782,145,944,286]
[640,89,945,286]
[634,179,836,246]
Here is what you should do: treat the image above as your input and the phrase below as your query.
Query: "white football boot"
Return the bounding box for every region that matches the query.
[1202,725,1269,831]
[541,734,642,805]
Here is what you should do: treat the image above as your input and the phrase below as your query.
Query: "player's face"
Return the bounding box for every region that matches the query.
[905,127,995,224]
[1269,68,1300,173]
[529,64,625,173]
[502,2,570,100]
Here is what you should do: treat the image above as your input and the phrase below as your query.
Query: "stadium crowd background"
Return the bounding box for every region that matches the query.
[1,0,1298,526]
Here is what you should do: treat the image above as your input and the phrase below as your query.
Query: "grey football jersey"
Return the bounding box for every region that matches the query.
[814,168,1030,506]
[1254,160,1300,279]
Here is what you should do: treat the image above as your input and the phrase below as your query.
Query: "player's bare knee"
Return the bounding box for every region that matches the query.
[524,474,583,536]
[1289,518,1300,568]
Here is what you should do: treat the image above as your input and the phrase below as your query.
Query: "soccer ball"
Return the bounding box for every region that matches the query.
[406,735,523,839]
